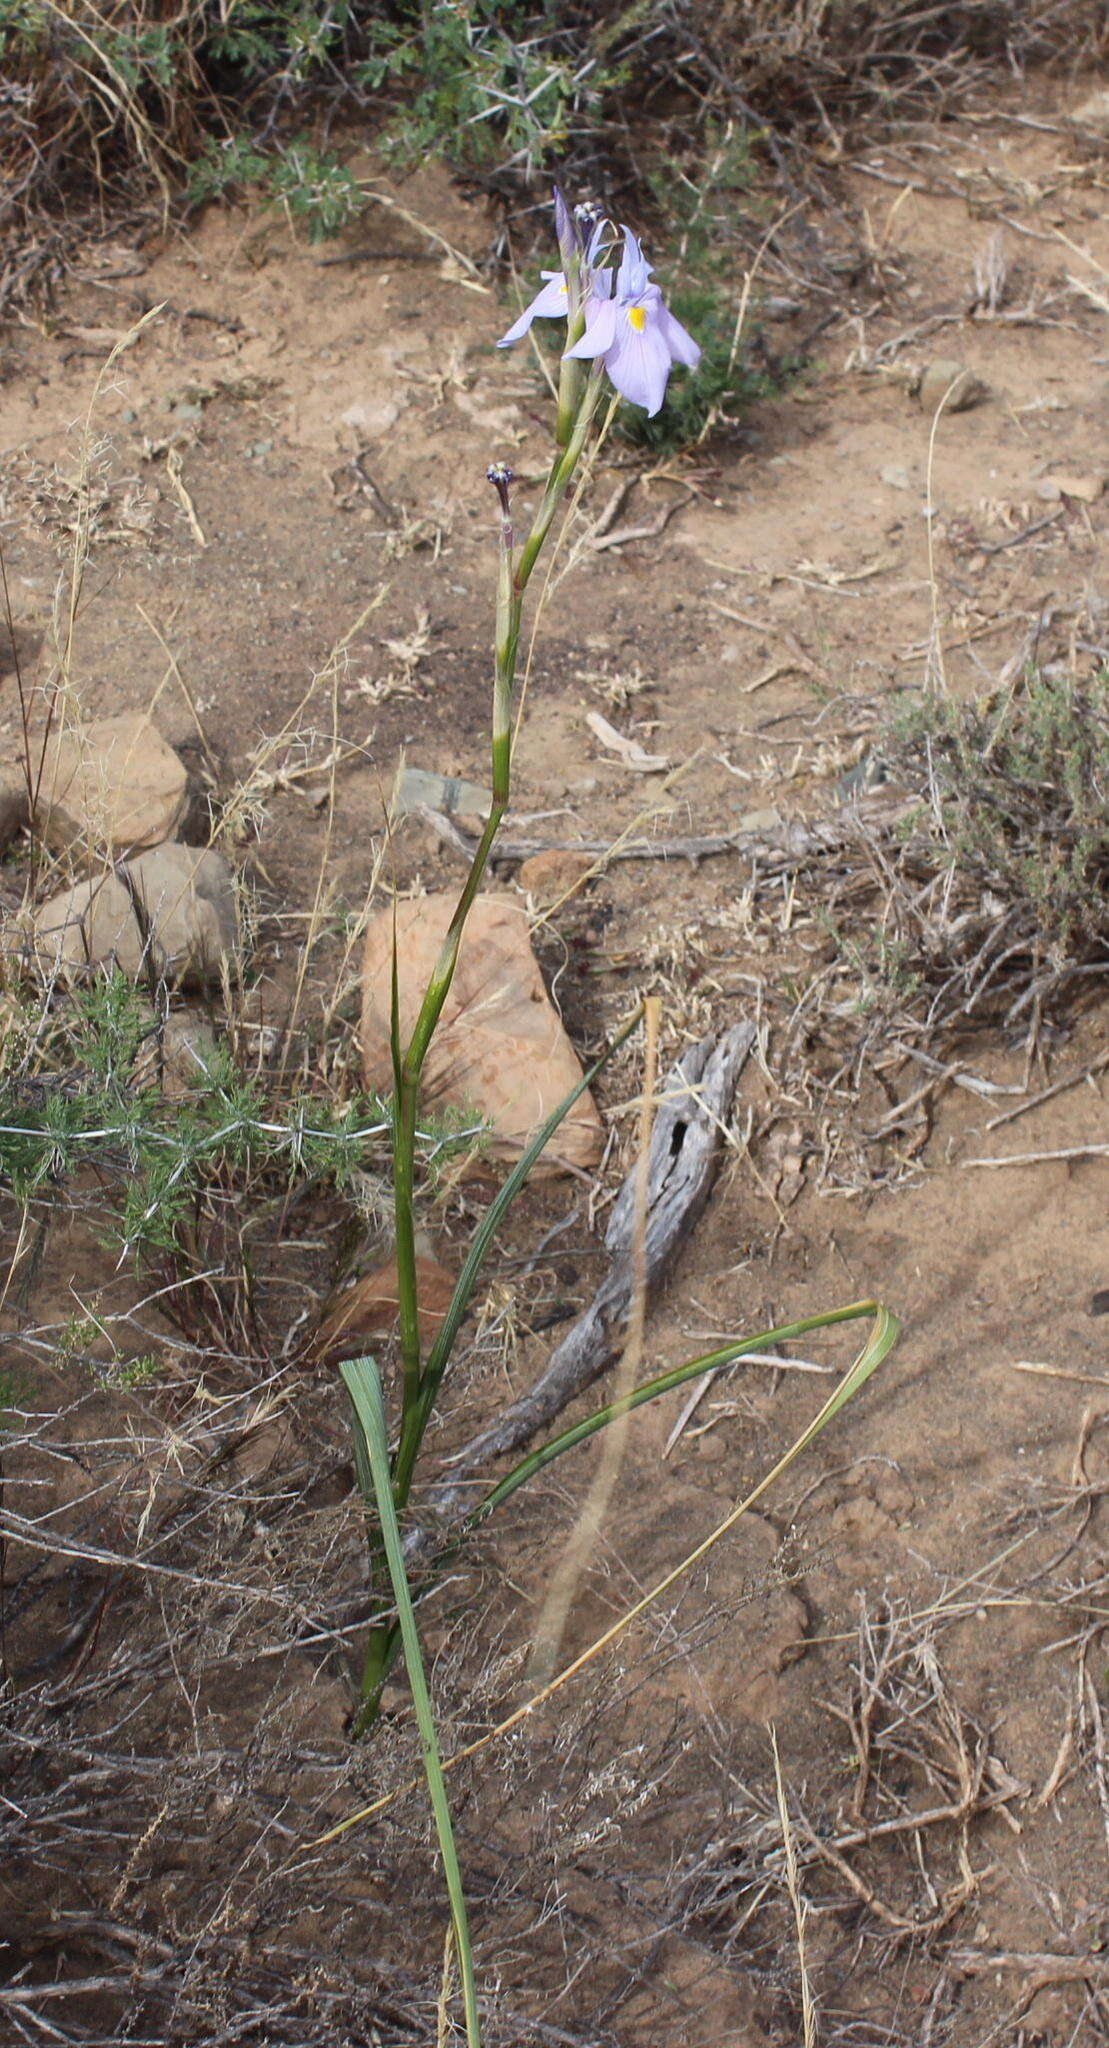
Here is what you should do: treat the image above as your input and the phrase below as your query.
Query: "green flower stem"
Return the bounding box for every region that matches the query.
[370,365,607,1728]
[359,1009,642,1727]
[389,796,506,1476]
[516,368,603,591]
[364,348,610,1737]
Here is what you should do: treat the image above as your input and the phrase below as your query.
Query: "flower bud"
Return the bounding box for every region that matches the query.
[486,462,515,517]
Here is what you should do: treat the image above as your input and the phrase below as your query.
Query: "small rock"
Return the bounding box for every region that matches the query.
[393,765,492,822]
[517,850,594,902]
[34,843,238,988]
[737,806,782,835]
[340,399,400,439]
[879,463,912,492]
[0,780,28,850]
[154,1015,221,1098]
[1034,471,1104,504]
[33,713,190,856]
[916,360,988,414]
[309,1251,455,1367]
[360,892,603,1176]
[0,992,28,1072]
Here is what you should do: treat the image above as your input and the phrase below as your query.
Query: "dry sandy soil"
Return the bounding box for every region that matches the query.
[2,78,1108,2048]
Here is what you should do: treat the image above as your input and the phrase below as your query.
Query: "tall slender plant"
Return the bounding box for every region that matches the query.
[339,188,899,2043]
[349,193,705,1721]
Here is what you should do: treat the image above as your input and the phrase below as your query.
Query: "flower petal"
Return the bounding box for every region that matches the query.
[616,225,653,302]
[585,219,612,271]
[497,273,570,347]
[564,297,618,360]
[657,301,701,369]
[603,309,673,415]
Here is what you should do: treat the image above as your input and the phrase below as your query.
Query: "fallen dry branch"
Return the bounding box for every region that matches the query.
[422,1022,756,1523]
[962,1144,1109,1170]
[417,802,896,874]
[952,1950,1109,1992]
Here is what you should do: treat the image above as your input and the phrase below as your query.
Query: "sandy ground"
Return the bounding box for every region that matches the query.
[2,81,1108,2047]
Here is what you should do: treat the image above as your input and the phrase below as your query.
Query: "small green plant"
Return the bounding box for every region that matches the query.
[0,975,414,1340]
[188,135,363,240]
[615,130,790,453]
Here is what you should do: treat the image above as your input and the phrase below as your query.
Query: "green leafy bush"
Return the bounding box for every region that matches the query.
[188,134,363,238]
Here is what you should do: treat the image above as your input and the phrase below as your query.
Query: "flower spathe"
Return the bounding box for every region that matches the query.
[565,227,700,417]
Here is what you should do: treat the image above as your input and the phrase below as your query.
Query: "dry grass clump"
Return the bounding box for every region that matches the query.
[674,0,1103,127]
[711,660,1109,1199]
[1,0,205,302]
[819,666,1109,1062]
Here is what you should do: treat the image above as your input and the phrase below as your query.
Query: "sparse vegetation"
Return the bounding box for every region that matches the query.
[887,666,1109,964]
[3,9,1108,2043]
[816,667,1109,1050]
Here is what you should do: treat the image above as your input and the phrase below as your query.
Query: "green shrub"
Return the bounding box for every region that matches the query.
[0,972,396,1272]
[188,134,363,239]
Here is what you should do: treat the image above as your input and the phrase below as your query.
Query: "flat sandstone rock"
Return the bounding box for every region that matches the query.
[360,891,603,1175]
[33,713,190,854]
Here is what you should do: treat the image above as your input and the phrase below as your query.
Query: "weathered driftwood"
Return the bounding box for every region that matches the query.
[416,802,905,872]
[422,1021,756,1529]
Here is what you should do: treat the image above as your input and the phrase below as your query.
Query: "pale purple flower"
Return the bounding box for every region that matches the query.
[497,215,611,349]
[565,227,700,417]
[497,270,572,346]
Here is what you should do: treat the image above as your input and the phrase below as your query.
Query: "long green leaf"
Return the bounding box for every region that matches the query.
[341,1355,482,2048]
[469,1298,899,1527]
[381,1301,900,1677]
[383,1302,900,1654]
[311,1302,900,1857]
